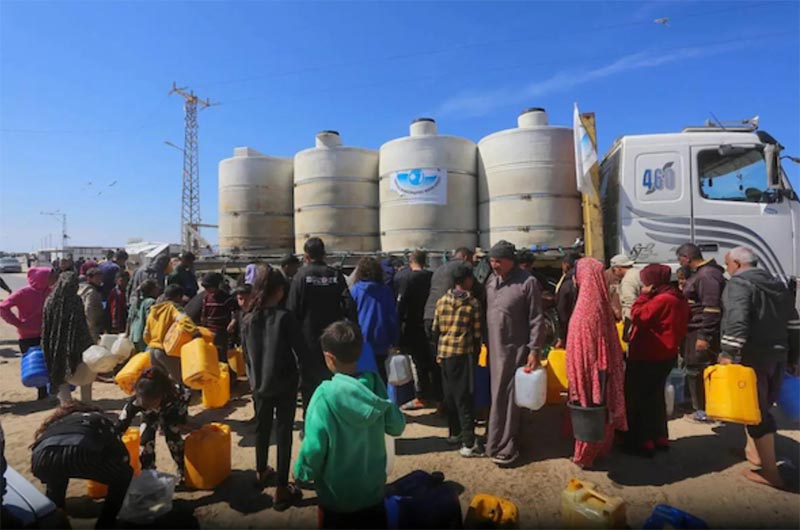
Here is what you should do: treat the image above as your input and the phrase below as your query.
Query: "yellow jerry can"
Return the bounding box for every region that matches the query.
[465,493,519,529]
[88,427,141,498]
[202,363,231,409]
[561,479,626,529]
[181,338,220,390]
[114,352,151,395]
[545,348,568,404]
[185,423,231,490]
[704,364,761,425]
[227,347,246,379]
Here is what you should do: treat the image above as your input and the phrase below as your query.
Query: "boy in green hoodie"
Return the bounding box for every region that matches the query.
[294,320,405,529]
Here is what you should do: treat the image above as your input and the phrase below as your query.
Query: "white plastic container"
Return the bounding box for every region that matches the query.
[99,334,118,351]
[83,345,118,373]
[385,434,395,475]
[665,383,675,417]
[111,336,135,363]
[66,362,96,386]
[386,354,413,386]
[514,367,547,411]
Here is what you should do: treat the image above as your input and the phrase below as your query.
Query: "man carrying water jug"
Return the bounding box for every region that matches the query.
[485,240,545,467]
[720,246,798,490]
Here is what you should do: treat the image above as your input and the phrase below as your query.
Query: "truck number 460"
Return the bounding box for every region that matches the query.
[642,162,676,194]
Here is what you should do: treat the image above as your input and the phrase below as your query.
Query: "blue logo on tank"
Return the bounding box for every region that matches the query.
[395,168,440,189]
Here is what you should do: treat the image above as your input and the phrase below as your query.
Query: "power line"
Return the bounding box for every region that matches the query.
[0,94,171,135]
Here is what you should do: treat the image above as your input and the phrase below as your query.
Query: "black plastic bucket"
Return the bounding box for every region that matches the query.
[567,402,607,443]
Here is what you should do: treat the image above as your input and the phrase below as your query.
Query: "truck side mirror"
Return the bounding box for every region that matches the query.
[765,144,780,189]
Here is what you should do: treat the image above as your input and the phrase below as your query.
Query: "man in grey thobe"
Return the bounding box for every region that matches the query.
[485,240,545,466]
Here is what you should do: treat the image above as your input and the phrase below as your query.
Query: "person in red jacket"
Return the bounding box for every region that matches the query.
[0,267,57,400]
[624,264,690,457]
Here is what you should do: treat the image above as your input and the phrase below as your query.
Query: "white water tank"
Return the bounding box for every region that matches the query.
[218,147,294,255]
[379,118,477,252]
[294,131,379,253]
[478,108,581,249]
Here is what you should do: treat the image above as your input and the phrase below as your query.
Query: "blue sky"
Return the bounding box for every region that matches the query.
[1,0,798,252]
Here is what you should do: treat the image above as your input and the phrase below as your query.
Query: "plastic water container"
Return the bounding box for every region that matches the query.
[514,367,547,411]
[181,338,220,390]
[386,354,413,386]
[66,362,96,386]
[545,348,568,404]
[201,363,230,409]
[474,364,491,409]
[82,345,118,373]
[465,494,519,529]
[164,317,195,357]
[777,373,800,421]
[388,379,415,407]
[185,423,231,490]
[703,364,761,425]
[616,321,628,352]
[227,347,246,379]
[88,427,141,498]
[665,384,675,417]
[115,352,152,395]
[21,346,49,388]
[668,368,687,405]
[111,336,135,364]
[561,479,627,529]
[98,334,118,351]
[643,504,708,529]
[198,327,215,342]
[385,434,395,476]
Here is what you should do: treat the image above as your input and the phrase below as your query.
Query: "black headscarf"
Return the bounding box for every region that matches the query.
[42,271,95,387]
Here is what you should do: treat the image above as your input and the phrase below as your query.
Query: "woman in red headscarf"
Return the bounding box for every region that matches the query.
[625,264,690,456]
[566,258,627,468]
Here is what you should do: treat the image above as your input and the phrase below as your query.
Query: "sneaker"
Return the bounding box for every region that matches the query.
[459,443,485,458]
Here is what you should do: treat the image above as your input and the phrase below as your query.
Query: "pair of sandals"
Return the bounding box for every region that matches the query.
[490,452,519,467]
[256,467,303,511]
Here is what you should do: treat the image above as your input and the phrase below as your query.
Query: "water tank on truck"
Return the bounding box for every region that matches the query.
[379,118,477,253]
[218,147,294,255]
[478,108,581,250]
[294,131,379,253]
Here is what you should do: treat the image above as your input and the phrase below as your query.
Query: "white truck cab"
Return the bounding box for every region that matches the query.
[600,121,799,300]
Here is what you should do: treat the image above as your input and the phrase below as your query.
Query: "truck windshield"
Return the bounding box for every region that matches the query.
[698,147,770,202]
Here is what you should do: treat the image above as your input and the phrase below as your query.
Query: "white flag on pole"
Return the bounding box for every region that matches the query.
[573,103,597,198]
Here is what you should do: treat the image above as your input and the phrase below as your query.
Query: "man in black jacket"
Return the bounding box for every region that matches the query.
[287,238,358,414]
[677,243,727,422]
[554,252,579,349]
[396,250,434,409]
[720,246,797,490]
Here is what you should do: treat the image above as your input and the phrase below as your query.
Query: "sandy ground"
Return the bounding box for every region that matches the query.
[1,271,799,529]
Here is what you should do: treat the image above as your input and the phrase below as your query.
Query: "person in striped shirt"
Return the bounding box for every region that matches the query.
[432,262,484,458]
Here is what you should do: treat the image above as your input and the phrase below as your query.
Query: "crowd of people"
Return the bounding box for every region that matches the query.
[0,237,798,528]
